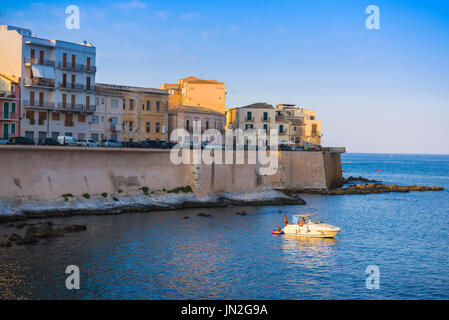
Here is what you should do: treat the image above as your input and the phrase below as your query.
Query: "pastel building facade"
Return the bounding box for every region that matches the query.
[276,104,322,146]
[168,105,225,142]
[91,87,124,142]
[0,25,96,141]
[97,84,169,142]
[225,102,276,133]
[161,76,226,114]
[0,74,20,140]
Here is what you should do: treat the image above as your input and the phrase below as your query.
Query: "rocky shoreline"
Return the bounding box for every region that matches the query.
[0,177,444,226]
[0,220,88,248]
[0,189,306,224]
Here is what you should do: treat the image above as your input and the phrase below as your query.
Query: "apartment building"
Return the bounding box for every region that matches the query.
[225,102,276,134]
[92,87,124,142]
[276,104,322,146]
[0,25,96,141]
[160,76,226,114]
[0,74,20,140]
[97,83,169,142]
[168,105,225,142]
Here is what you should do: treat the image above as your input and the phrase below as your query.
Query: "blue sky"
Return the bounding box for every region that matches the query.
[2,0,449,154]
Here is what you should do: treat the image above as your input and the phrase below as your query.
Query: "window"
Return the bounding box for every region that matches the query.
[146,122,150,133]
[52,112,60,121]
[263,124,268,132]
[161,125,166,133]
[11,102,16,114]
[91,133,99,141]
[245,124,253,130]
[129,99,134,110]
[78,114,86,123]
[86,57,91,71]
[142,104,144,111]
[206,121,209,130]
[123,99,126,110]
[146,101,150,111]
[186,119,190,130]
[279,125,284,133]
[11,123,16,135]
[25,131,34,140]
[101,98,105,104]
[86,77,91,90]
[39,131,46,139]
[62,53,67,67]
[247,111,252,120]
[312,124,317,134]
[111,99,118,108]
[38,112,46,126]
[90,115,98,124]
[95,97,100,106]
[156,101,160,112]
[129,121,133,132]
[65,132,72,137]
[26,111,35,124]
[310,116,315,120]
[263,112,268,121]
[52,132,59,140]
[156,122,160,133]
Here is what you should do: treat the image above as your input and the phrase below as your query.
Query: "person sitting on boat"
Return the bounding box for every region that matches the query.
[284,215,288,227]
[301,217,306,224]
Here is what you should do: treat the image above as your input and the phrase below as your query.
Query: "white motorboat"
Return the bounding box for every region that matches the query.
[282,214,341,238]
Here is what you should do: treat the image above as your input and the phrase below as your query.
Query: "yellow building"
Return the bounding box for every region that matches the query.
[160,76,225,114]
[97,83,169,142]
[276,104,322,146]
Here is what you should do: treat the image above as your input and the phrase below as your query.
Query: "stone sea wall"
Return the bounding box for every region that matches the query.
[0,146,343,200]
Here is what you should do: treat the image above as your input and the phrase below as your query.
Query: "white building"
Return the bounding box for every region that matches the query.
[0,25,96,141]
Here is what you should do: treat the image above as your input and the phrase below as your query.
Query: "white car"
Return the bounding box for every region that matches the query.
[57,136,82,146]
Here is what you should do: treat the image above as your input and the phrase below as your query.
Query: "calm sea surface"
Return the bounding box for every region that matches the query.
[1,153,449,299]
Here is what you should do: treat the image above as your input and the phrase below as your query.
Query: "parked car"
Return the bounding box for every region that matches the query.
[101,139,122,147]
[79,139,100,147]
[279,144,296,151]
[160,141,177,149]
[121,141,139,148]
[57,136,82,146]
[37,137,59,146]
[8,136,35,145]
[0,139,9,145]
[138,139,164,149]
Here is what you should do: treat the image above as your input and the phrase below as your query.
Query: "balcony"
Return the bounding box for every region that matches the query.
[85,85,96,92]
[311,132,321,137]
[0,112,19,120]
[23,100,55,110]
[57,102,96,113]
[245,117,254,122]
[57,62,85,72]
[64,120,74,127]
[24,57,55,67]
[85,66,96,73]
[110,123,121,132]
[58,82,84,91]
[0,91,16,98]
[24,78,55,89]
[261,117,271,122]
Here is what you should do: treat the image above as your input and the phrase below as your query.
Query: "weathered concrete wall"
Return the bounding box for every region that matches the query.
[0,146,343,200]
